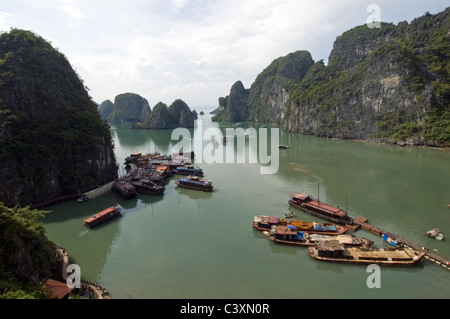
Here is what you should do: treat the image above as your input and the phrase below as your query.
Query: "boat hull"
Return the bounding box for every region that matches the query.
[308,246,425,266]
[289,199,353,225]
[175,181,213,192]
[131,181,165,195]
[84,207,122,228]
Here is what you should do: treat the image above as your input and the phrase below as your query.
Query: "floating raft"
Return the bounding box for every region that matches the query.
[352,216,450,270]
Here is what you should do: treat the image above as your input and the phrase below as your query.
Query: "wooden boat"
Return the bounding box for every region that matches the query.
[426,228,444,241]
[279,144,290,149]
[113,180,137,199]
[84,206,122,228]
[308,241,425,266]
[77,194,90,202]
[131,179,165,195]
[174,165,204,176]
[265,225,373,248]
[289,192,354,225]
[252,215,347,235]
[284,211,295,218]
[175,176,213,192]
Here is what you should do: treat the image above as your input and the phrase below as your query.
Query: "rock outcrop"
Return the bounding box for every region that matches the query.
[135,99,196,129]
[104,93,151,123]
[0,29,118,207]
[213,8,450,147]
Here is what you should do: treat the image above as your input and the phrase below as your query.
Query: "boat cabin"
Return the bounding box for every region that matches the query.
[314,240,345,258]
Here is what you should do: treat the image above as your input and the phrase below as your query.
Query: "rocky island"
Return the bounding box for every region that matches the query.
[0,29,118,208]
[213,9,449,147]
[134,99,197,129]
[99,92,151,123]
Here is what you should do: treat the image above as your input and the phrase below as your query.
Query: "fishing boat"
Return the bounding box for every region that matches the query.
[131,179,165,195]
[113,180,137,199]
[84,206,122,228]
[426,228,444,241]
[175,176,213,192]
[279,144,290,149]
[174,165,204,176]
[308,241,425,266]
[252,215,347,235]
[288,192,354,225]
[284,211,295,218]
[253,215,280,231]
[265,226,373,248]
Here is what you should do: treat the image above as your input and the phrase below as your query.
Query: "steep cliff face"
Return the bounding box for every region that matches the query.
[136,99,196,129]
[212,81,249,122]
[0,29,118,207]
[106,93,151,123]
[99,99,114,120]
[215,8,449,147]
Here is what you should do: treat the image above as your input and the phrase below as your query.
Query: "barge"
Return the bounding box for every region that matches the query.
[265,225,373,248]
[113,180,137,199]
[252,215,347,235]
[308,240,425,266]
[131,179,165,195]
[288,192,354,225]
[175,176,213,192]
[84,206,122,228]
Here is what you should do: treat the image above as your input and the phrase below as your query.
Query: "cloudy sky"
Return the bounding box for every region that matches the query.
[0,1,447,109]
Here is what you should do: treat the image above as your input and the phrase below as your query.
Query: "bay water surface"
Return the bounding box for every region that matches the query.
[42,112,450,299]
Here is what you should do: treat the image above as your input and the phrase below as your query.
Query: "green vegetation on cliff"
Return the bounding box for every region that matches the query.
[0,202,57,299]
[135,99,196,129]
[214,8,450,147]
[0,29,118,207]
[104,92,151,123]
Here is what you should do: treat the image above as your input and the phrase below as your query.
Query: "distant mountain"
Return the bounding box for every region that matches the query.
[0,29,118,207]
[213,8,450,147]
[134,99,196,129]
[100,92,151,123]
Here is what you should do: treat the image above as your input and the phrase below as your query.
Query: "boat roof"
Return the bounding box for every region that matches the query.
[273,225,298,235]
[289,192,311,200]
[84,206,118,223]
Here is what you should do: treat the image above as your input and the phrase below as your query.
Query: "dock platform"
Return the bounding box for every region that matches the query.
[351,216,450,270]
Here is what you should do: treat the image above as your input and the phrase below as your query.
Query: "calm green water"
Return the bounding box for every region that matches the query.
[42,113,450,299]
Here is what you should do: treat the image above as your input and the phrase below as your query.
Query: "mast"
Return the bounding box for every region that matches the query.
[317,181,320,204]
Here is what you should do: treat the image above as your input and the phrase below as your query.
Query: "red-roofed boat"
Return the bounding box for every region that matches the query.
[288,192,354,225]
[84,206,122,228]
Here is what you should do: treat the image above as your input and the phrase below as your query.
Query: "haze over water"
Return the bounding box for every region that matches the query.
[42,113,450,299]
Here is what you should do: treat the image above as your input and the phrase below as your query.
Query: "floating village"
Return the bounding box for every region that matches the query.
[38,145,449,299]
[73,147,450,272]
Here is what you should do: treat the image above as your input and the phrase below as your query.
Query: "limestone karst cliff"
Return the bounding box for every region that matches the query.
[100,92,151,123]
[135,99,196,129]
[0,29,118,207]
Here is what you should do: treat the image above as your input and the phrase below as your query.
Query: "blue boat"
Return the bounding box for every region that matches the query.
[175,176,213,192]
[174,165,204,176]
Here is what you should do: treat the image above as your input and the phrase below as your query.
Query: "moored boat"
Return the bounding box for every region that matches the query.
[265,225,373,248]
[113,180,137,199]
[288,192,354,225]
[175,176,213,192]
[131,179,165,195]
[174,165,204,176]
[252,215,347,235]
[84,206,122,228]
[308,241,425,266]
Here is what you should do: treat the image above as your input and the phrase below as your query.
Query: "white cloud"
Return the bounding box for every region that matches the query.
[1,0,448,108]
